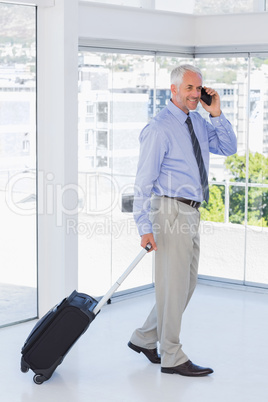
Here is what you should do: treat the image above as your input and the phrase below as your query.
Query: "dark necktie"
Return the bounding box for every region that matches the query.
[186,116,209,203]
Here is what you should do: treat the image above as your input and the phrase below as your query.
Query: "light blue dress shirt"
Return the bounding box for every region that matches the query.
[134,99,237,236]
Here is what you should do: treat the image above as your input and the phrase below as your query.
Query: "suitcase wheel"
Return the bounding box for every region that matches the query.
[33,374,47,385]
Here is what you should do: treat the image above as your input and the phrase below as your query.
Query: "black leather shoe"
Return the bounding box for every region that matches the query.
[128,341,161,364]
[161,360,213,376]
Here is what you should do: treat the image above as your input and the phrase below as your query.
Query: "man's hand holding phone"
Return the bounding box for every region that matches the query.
[200,86,221,118]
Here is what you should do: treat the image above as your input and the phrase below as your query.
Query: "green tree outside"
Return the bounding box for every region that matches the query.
[200,184,225,222]
[201,152,268,227]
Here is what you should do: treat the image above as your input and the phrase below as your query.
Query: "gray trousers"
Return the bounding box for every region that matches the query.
[130,195,200,368]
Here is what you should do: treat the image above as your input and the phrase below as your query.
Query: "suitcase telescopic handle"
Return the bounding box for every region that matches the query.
[93,244,152,315]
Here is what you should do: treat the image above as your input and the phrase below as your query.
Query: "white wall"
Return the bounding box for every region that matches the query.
[78,3,268,52]
[37,0,79,316]
[78,2,195,51]
[194,12,268,48]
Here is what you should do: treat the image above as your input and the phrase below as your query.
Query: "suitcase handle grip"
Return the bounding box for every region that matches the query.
[93,245,151,315]
[144,243,152,252]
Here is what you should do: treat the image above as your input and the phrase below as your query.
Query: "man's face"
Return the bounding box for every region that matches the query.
[171,70,202,114]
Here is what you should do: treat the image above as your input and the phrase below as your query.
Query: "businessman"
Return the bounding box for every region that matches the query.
[128,64,237,376]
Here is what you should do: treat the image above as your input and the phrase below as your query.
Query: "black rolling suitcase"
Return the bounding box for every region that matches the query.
[21,245,151,384]
[20,291,98,384]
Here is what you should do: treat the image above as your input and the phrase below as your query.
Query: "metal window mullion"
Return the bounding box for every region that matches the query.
[153,52,157,117]
[243,54,251,285]
[110,53,114,289]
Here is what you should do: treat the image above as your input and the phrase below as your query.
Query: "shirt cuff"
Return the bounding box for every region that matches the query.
[137,221,153,236]
[209,112,228,126]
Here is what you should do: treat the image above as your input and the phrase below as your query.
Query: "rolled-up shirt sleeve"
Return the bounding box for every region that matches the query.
[133,124,167,236]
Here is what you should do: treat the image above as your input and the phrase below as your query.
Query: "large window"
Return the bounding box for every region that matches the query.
[0,3,37,327]
[78,48,268,295]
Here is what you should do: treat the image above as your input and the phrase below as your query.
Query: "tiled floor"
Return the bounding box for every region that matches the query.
[1,283,268,402]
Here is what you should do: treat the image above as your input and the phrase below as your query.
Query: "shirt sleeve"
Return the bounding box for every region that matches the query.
[207,112,237,156]
[133,124,167,236]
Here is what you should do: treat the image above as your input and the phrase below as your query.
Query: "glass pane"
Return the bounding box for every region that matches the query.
[195,57,249,183]
[229,185,246,225]
[0,3,37,326]
[245,56,268,286]
[78,52,113,296]
[193,0,264,14]
[82,0,265,14]
[78,51,155,296]
[246,186,268,285]
[110,53,155,290]
[200,184,225,223]
[195,57,248,282]
[248,187,268,227]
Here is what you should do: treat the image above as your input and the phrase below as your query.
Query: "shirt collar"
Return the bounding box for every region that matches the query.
[167,99,189,125]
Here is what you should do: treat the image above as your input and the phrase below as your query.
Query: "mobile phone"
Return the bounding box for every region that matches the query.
[201,87,212,106]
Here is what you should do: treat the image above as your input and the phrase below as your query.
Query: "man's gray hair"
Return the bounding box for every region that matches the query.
[170,64,202,87]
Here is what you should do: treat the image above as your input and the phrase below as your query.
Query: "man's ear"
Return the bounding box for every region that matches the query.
[171,84,177,96]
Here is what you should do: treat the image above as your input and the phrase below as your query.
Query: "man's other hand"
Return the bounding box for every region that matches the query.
[141,233,157,252]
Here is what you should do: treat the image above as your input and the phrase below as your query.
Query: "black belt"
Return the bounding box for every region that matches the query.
[164,195,201,210]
